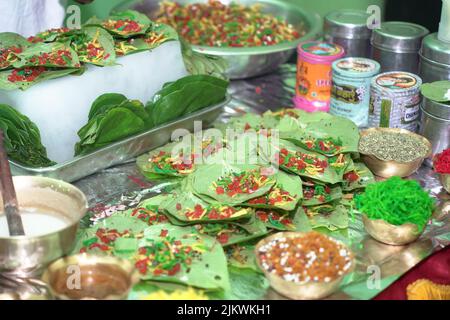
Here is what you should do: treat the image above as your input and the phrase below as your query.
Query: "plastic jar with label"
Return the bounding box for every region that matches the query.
[294,41,345,112]
[330,57,380,127]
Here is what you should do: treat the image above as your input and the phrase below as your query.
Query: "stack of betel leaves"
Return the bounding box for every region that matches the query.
[74,108,375,296]
[0,10,178,90]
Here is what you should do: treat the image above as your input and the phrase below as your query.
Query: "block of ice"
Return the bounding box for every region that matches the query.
[0,41,188,163]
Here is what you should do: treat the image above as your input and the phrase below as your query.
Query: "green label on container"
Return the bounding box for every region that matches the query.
[332,83,360,104]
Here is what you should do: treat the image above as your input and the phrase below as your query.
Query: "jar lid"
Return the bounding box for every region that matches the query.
[421,96,450,120]
[333,57,380,78]
[371,21,429,53]
[371,71,422,93]
[324,9,372,39]
[297,41,345,62]
[420,33,450,65]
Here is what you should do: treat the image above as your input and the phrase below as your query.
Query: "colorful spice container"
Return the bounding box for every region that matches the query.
[369,71,422,132]
[294,42,345,112]
[330,57,380,127]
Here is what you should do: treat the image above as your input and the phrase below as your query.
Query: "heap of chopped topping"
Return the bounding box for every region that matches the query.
[434,148,450,174]
[102,19,144,36]
[156,0,302,47]
[247,187,296,206]
[303,185,332,202]
[277,148,328,176]
[0,46,22,69]
[28,49,77,67]
[213,169,271,197]
[79,228,134,253]
[257,232,353,283]
[176,203,239,221]
[303,137,343,155]
[130,207,169,225]
[256,210,294,230]
[7,67,46,83]
[134,229,203,276]
[27,27,71,43]
[150,150,195,175]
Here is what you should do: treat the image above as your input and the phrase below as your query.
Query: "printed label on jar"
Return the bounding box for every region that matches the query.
[331,83,361,104]
[402,103,420,124]
[296,60,332,104]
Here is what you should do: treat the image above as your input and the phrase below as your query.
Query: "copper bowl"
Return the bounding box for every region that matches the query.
[359,128,432,178]
[42,254,140,300]
[254,232,354,300]
[439,174,450,193]
[362,215,424,246]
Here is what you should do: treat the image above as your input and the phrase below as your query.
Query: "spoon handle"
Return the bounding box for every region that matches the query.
[0,129,24,236]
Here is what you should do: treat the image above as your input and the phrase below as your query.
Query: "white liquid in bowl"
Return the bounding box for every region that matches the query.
[0,210,72,237]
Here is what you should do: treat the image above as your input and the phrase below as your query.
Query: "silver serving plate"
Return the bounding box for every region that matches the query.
[135,0,322,79]
[10,96,230,182]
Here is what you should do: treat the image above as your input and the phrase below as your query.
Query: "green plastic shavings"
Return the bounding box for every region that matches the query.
[355,176,434,231]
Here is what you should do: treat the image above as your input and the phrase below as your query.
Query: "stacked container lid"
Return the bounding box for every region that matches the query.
[371,21,429,74]
[324,9,372,58]
[420,33,450,83]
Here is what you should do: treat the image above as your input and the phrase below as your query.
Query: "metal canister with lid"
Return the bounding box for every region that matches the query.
[294,41,345,112]
[324,9,372,58]
[369,71,422,132]
[419,33,450,83]
[371,21,429,73]
[330,57,380,127]
[420,96,450,165]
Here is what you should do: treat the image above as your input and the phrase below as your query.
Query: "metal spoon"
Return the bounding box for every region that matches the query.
[0,129,25,236]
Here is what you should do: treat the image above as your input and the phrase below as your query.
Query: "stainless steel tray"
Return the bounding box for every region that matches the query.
[10,95,231,182]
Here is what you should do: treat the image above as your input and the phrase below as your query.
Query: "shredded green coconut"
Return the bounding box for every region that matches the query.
[355,176,434,231]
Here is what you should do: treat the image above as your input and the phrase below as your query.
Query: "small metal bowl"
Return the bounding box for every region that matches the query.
[137,0,322,79]
[42,254,140,300]
[254,232,354,300]
[439,174,450,193]
[0,176,88,275]
[362,214,424,246]
[359,128,432,178]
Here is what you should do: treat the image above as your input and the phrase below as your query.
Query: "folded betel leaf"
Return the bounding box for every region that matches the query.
[190,163,277,206]
[255,206,311,232]
[329,153,354,179]
[0,32,30,70]
[27,27,74,43]
[244,170,302,211]
[190,217,268,247]
[265,139,342,184]
[70,27,116,66]
[146,75,228,127]
[342,162,375,191]
[262,108,302,121]
[160,189,253,223]
[304,202,349,231]
[115,207,170,226]
[72,215,150,257]
[137,223,230,291]
[0,66,81,91]
[221,113,278,134]
[12,41,81,69]
[114,23,178,57]
[87,10,152,38]
[75,100,147,155]
[301,181,342,206]
[225,243,260,272]
[0,104,55,167]
[88,92,128,120]
[421,81,450,103]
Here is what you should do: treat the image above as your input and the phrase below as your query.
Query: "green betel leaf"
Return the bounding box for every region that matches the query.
[27,27,75,43]
[70,27,117,66]
[225,243,260,272]
[88,10,152,38]
[138,223,230,291]
[301,181,342,206]
[0,104,55,167]
[190,164,276,206]
[255,206,311,232]
[0,32,30,70]
[88,92,128,120]
[305,203,349,231]
[244,170,302,211]
[0,67,81,91]
[160,189,253,223]
[421,81,450,102]
[12,42,81,69]
[342,162,375,191]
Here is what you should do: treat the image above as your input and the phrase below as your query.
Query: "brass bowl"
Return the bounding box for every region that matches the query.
[0,176,88,274]
[439,174,450,193]
[359,128,432,178]
[42,254,140,300]
[362,215,424,246]
[254,232,354,300]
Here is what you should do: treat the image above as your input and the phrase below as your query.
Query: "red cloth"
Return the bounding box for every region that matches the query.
[374,245,450,300]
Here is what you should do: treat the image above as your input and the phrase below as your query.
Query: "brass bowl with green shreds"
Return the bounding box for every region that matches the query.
[362,215,425,246]
[359,128,432,178]
[439,174,450,193]
[136,0,322,79]
[254,232,354,300]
